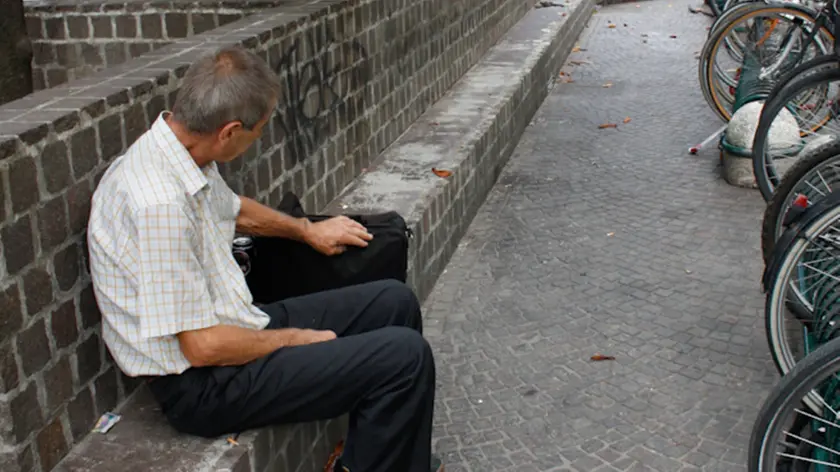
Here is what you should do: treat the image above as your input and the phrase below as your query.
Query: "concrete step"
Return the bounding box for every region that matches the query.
[325,0,595,328]
[53,1,593,471]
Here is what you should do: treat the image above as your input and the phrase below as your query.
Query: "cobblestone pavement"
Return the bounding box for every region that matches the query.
[422,1,780,470]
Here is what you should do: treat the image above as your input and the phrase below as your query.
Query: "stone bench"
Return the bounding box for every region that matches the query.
[51,3,592,471]
[56,387,347,471]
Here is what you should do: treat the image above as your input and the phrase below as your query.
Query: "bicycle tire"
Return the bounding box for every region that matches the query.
[762,53,840,107]
[764,198,840,380]
[748,336,840,471]
[700,2,778,118]
[761,141,840,263]
[699,2,830,122]
[753,68,840,201]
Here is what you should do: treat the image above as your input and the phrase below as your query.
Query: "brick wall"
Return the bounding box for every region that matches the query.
[23,0,282,90]
[0,0,532,470]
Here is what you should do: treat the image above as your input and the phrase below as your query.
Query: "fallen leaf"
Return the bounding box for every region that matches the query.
[623,117,631,123]
[591,354,616,361]
[432,168,452,178]
[608,23,616,28]
[598,123,618,129]
[603,82,613,88]
[559,71,566,75]
[324,441,345,472]
[572,46,581,52]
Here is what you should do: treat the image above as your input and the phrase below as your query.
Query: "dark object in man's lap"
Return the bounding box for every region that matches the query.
[239,192,411,304]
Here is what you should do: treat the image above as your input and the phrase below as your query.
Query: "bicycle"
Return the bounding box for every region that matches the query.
[761,140,840,262]
[749,335,840,470]
[762,190,840,386]
[698,0,835,122]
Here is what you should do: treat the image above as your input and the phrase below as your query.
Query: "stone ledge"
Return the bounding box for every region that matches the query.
[50,4,592,472]
[324,0,595,312]
[54,387,347,472]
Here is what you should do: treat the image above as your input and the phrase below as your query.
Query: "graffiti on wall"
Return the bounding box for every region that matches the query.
[273,29,371,164]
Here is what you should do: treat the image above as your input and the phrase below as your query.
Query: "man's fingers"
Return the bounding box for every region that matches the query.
[339,232,369,248]
[342,218,367,233]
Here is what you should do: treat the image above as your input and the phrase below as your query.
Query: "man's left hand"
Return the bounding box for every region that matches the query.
[304,216,373,256]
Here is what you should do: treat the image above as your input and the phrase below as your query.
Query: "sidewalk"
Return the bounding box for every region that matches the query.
[423,1,777,470]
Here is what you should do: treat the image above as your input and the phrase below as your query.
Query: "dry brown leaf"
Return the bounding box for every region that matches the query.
[623,117,631,124]
[608,23,616,28]
[432,168,452,178]
[324,441,345,472]
[591,354,616,361]
[572,46,581,52]
[598,123,618,129]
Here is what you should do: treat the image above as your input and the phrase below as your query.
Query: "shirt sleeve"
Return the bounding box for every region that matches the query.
[134,204,218,339]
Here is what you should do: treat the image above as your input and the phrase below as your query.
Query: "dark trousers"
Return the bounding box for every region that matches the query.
[148,280,436,472]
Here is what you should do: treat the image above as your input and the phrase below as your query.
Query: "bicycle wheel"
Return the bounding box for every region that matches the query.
[762,141,840,262]
[753,68,840,201]
[764,196,840,380]
[699,3,832,121]
[749,336,840,471]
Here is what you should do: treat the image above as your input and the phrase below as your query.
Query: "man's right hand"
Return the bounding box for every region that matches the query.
[289,328,337,346]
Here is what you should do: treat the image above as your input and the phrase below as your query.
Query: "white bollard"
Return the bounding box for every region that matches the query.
[722,100,799,188]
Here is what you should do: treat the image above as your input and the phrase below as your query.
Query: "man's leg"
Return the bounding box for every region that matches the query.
[261,279,424,336]
[150,326,435,472]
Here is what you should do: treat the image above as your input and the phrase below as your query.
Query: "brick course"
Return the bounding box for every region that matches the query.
[0,0,535,470]
[23,0,279,89]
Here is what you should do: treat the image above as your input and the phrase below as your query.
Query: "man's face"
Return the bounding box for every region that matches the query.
[212,111,272,163]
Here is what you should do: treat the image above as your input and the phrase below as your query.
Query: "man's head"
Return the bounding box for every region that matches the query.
[169,46,281,165]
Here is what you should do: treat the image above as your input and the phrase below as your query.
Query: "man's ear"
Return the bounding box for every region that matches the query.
[218,121,244,143]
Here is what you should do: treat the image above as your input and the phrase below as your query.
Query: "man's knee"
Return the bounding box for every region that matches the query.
[378,326,434,375]
[373,279,422,327]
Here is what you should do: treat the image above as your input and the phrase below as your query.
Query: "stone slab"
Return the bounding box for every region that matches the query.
[55,387,347,472]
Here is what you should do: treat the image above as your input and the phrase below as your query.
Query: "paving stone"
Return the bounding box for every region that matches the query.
[422,0,774,469]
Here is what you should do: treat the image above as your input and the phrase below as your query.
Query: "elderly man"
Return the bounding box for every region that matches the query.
[87,46,442,472]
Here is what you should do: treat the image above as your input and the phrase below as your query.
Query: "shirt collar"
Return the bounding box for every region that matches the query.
[150,111,209,196]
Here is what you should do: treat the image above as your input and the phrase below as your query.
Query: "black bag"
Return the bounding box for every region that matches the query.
[239,192,411,305]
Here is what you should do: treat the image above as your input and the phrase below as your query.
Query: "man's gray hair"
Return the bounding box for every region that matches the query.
[172,46,282,134]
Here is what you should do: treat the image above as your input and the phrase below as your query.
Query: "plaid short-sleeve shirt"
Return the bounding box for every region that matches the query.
[87,112,270,377]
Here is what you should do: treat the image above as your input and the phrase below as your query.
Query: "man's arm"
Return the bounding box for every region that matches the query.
[135,204,334,368]
[177,325,335,367]
[235,195,311,240]
[235,195,373,255]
